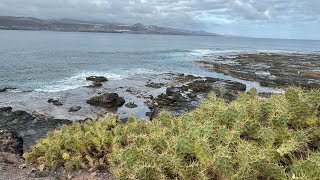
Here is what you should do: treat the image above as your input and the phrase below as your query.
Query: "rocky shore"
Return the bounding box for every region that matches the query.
[0,72,249,179]
[198,53,320,88]
[0,73,247,144]
[0,107,72,151]
[145,73,246,119]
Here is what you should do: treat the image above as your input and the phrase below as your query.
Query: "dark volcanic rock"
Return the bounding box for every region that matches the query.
[86,76,108,88]
[125,102,138,108]
[86,76,108,82]
[198,53,320,88]
[0,107,12,112]
[68,106,82,112]
[0,130,23,156]
[0,108,72,151]
[146,74,246,119]
[87,93,125,108]
[0,87,16,93]
[145,82,165,89]
[48,99,63,106]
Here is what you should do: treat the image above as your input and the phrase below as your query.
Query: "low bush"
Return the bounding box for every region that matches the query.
[24,87,320,179]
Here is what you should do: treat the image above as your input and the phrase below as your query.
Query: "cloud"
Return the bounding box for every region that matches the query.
[232,0,270,20]
[0,0,319,39]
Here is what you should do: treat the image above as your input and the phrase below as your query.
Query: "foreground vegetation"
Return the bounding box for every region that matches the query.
[24,87,320,179]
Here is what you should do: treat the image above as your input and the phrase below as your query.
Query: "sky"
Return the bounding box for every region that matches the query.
[0,0,319,40]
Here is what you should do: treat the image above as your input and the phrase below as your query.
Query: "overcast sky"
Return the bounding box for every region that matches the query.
[0,0,319,40]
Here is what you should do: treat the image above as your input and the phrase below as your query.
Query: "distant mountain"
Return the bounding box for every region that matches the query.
[0,16,220,36]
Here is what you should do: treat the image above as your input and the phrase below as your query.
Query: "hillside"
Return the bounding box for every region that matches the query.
[0,16,218,36]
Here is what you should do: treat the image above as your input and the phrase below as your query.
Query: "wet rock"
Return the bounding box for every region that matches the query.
[0,87,16,93]
[86,76,108,82]
[198,53,320,88]
[0,130,23,156]
[145,74,246,119]
[87,93,125,108]
[87,82,103,88]
[126,88,133,93]
[68,106,82,112]
[145,82,165,89]
[0,107,12,112]
[166,87,181,96]
[48,99,63,106]
[125,102,138,108]
[86,76,108,88]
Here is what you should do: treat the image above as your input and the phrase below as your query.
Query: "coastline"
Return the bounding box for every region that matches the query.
[1,51,319,179]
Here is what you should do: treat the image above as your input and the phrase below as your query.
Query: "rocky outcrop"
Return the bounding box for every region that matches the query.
[125,102,138,108]
[0,108,72,151]
[48,99,64,106]
[145,82,164,89]
[68,106,82,112]
[87,93,125,108]
[198,53,320,88]
[145,74,246,120]
[0,130,23,156]
[86,76,108,82]
[86,76,108,88]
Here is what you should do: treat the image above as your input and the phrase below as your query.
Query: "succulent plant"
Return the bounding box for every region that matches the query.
[24,87,320,179]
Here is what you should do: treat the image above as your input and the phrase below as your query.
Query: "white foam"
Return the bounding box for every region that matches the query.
[189,49,305,57]
[35,68,156,92]
[189,49,248,56]
[189,49,215,56]
[257,49,299,53]
[255,71,271,77]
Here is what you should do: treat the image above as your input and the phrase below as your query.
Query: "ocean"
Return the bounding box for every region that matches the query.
[1,30,320,92]
[1,30,320,120]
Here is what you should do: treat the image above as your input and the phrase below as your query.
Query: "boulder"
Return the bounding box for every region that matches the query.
[47,99,63,106]
[125,102,138,108]
[85,76,107,88]
[68,106,82,112]
[87,93,125,108]
[86,76,108,82]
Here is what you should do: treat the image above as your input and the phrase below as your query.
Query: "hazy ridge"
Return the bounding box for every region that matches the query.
[0,16,219,36]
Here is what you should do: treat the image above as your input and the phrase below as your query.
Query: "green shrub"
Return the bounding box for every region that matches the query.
[24,87,320,179]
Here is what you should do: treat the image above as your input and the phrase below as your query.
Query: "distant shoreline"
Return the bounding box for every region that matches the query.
[0,16,220,37]
[0,28,221,37]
